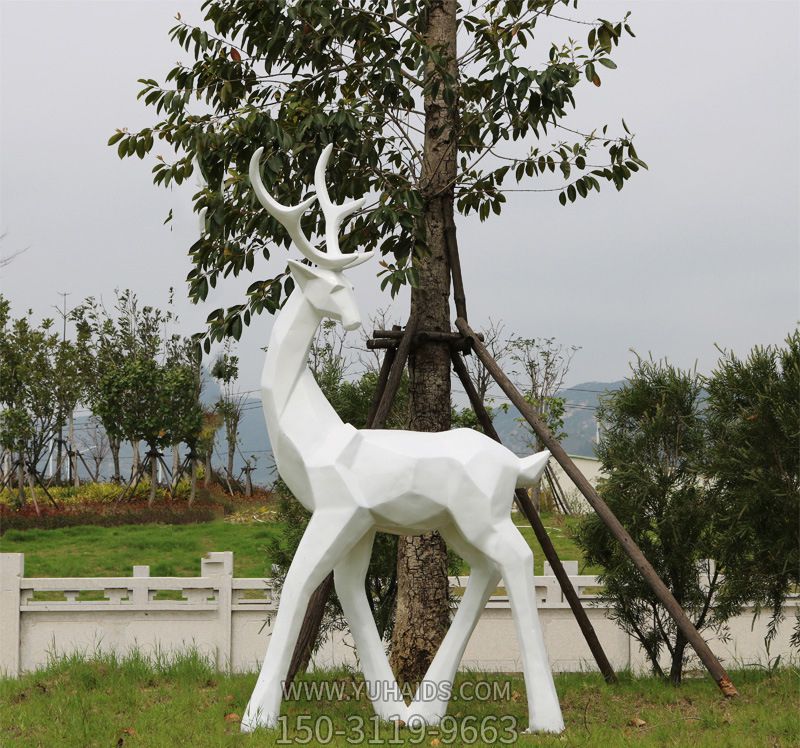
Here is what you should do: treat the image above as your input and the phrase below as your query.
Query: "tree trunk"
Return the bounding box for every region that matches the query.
[16,451,25,507]
[26,471,41,517]
[55,418,63,484]
[189,458,197,505]
[204,448,212,488]
[131,441,140,480]
[110,438,121,483]
[389,0,458,685]
[670,631,688,685]
[68,411,79,487]
[226,416,238,479]
[149,451,158,507]
[172,443,180,486]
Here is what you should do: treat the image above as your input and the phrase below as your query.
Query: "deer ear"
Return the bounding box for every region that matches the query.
[287,259,323,289]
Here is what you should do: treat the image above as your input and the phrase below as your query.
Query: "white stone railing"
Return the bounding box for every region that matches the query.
[1,552,796,678]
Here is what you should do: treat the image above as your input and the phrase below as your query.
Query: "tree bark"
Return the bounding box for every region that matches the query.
[16,451,25,507]
[110,438,121,483]
[389,0,458,685]
[226,412,239,479]
[172,443,180,486]
[670,630,688,685]
[189,457,197,505]
[204,448,212,488]
[131,441,140,481]
[68,411,79,487]
[149,450,158,507]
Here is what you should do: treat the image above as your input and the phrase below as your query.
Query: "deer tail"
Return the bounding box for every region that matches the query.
[516,450,551,488]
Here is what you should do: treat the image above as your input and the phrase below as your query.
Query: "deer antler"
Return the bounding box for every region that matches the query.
[249,145,372,270]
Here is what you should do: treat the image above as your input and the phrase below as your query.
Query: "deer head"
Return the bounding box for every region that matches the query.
[249,145,372,330]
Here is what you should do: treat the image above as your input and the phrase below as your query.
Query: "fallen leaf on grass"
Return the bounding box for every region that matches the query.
[224,712,241,722]
[511,690,522,702]
[430,739,441,747]
[122,727,137,735]
[224,694,235,703]
[628,716,647,727]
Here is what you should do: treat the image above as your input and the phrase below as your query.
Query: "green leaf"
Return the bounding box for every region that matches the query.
[597,58,617,69]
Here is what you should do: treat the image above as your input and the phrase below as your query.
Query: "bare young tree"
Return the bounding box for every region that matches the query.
[510,336,580,510]
[463,318,512,406]
[359,307,401,374]
[78,417,110,482]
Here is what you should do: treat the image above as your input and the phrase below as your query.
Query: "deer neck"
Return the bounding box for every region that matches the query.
[261,290,351,466]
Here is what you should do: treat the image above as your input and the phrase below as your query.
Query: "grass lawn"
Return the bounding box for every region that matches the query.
[0,511,594,578]
[1,653,797,747]
[0,522,282,578]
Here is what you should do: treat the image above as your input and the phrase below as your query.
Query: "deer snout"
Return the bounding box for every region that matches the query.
[342,312,361,331]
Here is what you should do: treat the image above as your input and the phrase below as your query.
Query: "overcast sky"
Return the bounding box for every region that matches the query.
[1,0,797,396]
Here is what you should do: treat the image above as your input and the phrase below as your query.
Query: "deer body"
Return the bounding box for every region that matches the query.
[242,145,564,734]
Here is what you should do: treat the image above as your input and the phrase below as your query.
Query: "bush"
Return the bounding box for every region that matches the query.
[706,330,800,645]
[575,358,737,684]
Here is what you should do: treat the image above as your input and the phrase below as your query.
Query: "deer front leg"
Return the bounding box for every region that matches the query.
[242,507,371,733]
[334,531,408,722]
[407,524,500,727]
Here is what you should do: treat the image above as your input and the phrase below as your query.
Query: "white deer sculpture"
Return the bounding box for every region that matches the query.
[242,144,564,735]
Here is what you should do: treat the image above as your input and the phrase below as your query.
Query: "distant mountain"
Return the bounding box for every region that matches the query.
[487,381,624,459]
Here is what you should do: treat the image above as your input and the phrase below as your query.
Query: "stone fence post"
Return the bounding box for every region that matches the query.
[201,551,233,671]
[0,553,23,677]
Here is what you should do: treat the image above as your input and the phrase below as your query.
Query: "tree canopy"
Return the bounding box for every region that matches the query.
[112,0,646,349]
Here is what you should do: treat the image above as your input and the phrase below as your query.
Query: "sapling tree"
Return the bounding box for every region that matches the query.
[78,417,111,482]
[115,0,645,678]
[510,335,577,510]
[162,336,205,499]
[76,291,202,503]
[575,358,737,684]
[210,342,244,482]
[705,331,800,647]
[0,295,83,506]
[74,292,142,484]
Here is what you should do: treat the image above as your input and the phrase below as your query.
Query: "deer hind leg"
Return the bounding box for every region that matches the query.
[242,507,371,733]
[334,530,408,722]
[474,518,564,734]
[406,523,501,728]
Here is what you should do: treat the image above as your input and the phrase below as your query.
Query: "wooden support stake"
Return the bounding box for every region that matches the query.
[29,463,59,509]
[456,317,738,698]
[369,313,418,430]
[366,345,397,428]
[450,349,617,684]
[444,209,468,322]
